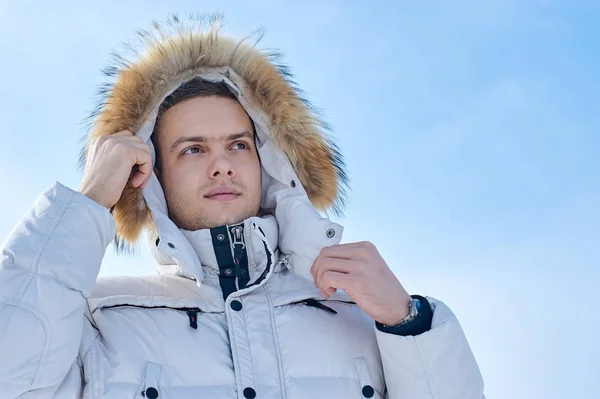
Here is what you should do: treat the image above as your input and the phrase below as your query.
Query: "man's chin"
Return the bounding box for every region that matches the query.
[171,201,260,231]
[200,211,250,230]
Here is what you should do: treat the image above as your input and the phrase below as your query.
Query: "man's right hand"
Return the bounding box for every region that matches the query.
[79,130,152,209]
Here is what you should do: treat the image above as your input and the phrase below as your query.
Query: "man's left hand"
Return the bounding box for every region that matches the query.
[310,241,412,326]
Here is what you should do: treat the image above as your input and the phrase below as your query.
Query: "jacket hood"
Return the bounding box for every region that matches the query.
[80,14,348,250]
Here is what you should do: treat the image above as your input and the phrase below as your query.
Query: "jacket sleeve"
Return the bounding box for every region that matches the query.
[376,297,485,399]
[0,182,115,397]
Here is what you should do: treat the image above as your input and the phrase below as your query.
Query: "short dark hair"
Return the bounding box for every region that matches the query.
[151,78,238,171]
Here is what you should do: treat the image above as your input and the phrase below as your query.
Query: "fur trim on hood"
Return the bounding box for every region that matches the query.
[80,14,348,249]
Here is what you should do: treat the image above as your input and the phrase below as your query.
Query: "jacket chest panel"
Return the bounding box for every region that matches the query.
[86,306,235,397]
[84,289,384,398]
[272,300,385,397]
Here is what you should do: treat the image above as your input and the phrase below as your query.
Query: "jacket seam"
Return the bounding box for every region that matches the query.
[76,330,100,398]
[13,187,75,303]
[89,334,100,398]
[31,187,75,276]
[263,286,288,399]
[414,328,444,399]
[84,297,99,331]
[226,301,244,396]
[0,296,50,393]
[33,271,90,296]
[81,328,101,361]
[239,297,259,395]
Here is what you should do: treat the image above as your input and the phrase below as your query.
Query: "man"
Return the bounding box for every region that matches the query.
[0,16,484,398]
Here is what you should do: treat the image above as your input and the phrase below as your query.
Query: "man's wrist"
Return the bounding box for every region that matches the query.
[80,189,111,209]
[376,295,433,336]
[376,296,412,326]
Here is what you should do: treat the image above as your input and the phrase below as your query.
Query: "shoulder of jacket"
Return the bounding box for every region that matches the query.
[89,275,195,299]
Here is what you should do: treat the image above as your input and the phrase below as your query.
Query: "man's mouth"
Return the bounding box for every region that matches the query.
[206,193,240,201]
[204,186,241,201]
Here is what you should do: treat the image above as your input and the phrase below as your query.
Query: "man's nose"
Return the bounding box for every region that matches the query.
[210,155,235,178]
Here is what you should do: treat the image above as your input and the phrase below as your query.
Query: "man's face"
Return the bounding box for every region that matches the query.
[155,95,262,230]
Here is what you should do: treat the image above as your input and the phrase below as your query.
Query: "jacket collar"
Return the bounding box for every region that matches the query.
[177,215,280,286]
[145,168,343,286]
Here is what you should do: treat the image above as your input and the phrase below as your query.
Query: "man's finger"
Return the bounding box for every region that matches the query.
[110,130,133,137]
[130,149,152,188]
[318,270,353,298]
[126,141,152,154]
[319,243,374,261]
[312,257,360,290]
[314,245,358,262]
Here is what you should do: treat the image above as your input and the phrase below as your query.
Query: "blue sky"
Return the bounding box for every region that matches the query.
[1,1,598,397]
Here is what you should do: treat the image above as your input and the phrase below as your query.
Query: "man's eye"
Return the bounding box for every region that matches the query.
[232,142,249,150]
[183,146,202,155]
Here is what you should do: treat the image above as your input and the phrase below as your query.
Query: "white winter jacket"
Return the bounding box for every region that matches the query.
[0,15,484,399]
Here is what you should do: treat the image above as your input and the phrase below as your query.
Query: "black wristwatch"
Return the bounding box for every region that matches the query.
[376,295,433,336]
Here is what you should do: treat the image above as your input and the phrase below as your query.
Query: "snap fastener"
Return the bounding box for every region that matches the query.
[155,237,160,246]
[167,242,175,248]
[224,268,233,276]
[144,387,159,399]
[243,387,256,399]
[291,180,296,188]
[326,228,336,238]
[362,385,375,398]
[217,234,225,241]
[230,300,243,311]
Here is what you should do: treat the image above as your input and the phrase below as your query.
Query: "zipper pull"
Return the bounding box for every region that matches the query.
[187,310,198,329]
[231,225,245,249]
[280,255,290,268]
[304,299,338,314]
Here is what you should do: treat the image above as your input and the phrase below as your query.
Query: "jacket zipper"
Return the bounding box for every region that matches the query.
[231,225,245,249]
[186,310,198,329]
[101,305,203,329]
[230,224,249,289]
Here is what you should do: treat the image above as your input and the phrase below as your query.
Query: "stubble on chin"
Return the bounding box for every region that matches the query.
[167,193,261,231]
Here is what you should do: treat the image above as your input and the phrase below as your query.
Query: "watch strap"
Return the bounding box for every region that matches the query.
[376,295,433,336]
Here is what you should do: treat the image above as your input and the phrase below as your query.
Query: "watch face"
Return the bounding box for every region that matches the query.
[415,299,422,311]
[409,298,421,318]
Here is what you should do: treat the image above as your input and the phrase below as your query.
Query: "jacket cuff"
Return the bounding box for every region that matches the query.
[375,297,484,398]
[376,295,433,336]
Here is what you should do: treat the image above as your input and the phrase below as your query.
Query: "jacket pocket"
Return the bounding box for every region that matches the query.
[290,297,357,314]
[140,361,162,399]
[292,298,338,313]
[354,358,380,398]
[101,304,204,330]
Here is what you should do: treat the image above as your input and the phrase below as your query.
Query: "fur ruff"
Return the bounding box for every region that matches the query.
[79,13,349,250]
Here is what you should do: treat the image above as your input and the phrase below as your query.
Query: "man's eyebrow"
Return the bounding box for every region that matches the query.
[170,131,253,152]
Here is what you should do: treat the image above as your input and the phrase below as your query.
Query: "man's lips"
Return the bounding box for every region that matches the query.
[204,186,241,201]
[205,193,240,201]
